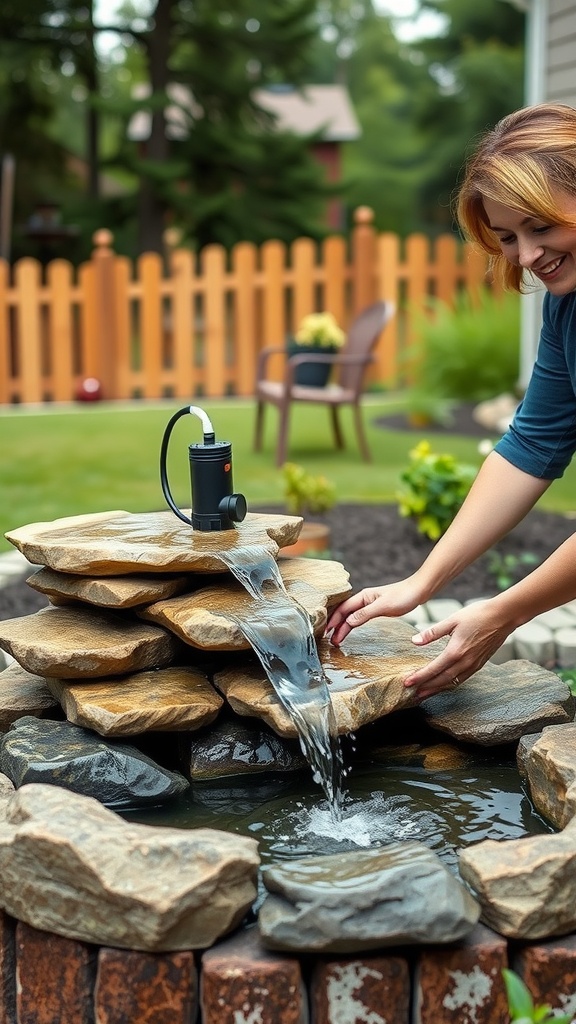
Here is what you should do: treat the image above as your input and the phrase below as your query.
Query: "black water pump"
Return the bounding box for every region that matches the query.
[160,405,247,531]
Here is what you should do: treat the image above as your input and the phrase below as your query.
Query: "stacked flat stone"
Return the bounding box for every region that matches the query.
[0,508,574,749]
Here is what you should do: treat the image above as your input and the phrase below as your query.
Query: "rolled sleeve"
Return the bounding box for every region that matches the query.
[494,292,576,479]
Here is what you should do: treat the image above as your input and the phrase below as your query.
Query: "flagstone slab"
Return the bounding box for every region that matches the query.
[0,606,180,679]
[0,663,59,730]
[6,510,302,576]
[213,619,428,737]
[139,559,351,652]
[274,557,351,606]
[422,660,574,746]
[0,783,259,951]
[46,666,223,737]
[27,566,191,608]
[258,844,480,953]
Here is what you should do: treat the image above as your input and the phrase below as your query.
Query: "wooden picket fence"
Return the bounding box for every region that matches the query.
[0,207,494,406]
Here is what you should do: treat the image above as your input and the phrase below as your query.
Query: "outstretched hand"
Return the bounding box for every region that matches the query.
[326,589,513,701]
[325,578,423,646]
[403,599,512,699]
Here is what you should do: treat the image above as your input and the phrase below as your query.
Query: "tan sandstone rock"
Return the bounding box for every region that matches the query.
[459,819,576,940]
[0,783,260,951]
[0,663,59,729]
[6,510,302,575]
[27,566,191,609]
[213,619,429,737]
[517,723,576,830]
[46,666,223,737]
[139,557,351,651]
[0,606,180,679]
[0,774,15,823]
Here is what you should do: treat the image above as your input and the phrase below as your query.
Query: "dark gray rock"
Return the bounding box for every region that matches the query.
[179,717,307,781]
[0,717,188,808]
[258,843,480,953]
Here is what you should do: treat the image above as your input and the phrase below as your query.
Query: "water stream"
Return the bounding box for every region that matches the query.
[217,545,344,820]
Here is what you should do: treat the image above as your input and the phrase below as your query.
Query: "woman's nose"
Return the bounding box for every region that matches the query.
[517,237,544,268]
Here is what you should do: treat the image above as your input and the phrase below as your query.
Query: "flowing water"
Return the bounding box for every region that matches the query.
[216,545,344,819]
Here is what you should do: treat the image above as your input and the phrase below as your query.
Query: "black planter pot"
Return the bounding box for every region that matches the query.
[286,339,337,387]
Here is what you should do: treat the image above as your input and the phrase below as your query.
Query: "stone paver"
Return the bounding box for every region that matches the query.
[310,955,410,1024]
[512,935,576,1022]
[201,925,307,1024]
[0,911,16,1024]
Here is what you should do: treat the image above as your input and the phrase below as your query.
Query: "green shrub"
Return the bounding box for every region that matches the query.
[281,462,336,517]
[396,440,477,541]
[408,288,521,402]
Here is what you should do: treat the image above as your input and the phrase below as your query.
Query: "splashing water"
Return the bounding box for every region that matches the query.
[218,545,344,820]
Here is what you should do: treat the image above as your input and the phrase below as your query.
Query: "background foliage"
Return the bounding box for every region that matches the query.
[0,0,525,259]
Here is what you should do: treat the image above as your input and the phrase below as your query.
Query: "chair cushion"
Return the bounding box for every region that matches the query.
[256,382,355,404]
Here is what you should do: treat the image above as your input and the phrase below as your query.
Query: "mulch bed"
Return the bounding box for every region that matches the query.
[373,399,509,439]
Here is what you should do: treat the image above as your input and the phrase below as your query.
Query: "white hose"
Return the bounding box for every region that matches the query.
[188,405,214,436]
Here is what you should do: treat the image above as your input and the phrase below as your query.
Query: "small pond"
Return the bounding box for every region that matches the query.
[124,746,554,876]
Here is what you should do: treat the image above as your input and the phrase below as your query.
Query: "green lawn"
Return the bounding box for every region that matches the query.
[2,395,576,553]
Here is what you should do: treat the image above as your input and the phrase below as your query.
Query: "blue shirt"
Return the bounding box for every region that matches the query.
[495,290,576,479]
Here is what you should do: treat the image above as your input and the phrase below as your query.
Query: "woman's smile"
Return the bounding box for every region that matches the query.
[482,195,576,295]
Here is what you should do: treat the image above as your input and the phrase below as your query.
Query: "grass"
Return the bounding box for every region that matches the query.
[2,394,576,553]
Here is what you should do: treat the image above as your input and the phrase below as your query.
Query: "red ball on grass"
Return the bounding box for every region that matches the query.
[76,377,102,402]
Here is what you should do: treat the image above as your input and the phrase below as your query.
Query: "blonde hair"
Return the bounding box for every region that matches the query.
[457,103,576,291]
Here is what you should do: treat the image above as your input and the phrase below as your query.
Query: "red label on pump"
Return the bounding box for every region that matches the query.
[224,463,231,472]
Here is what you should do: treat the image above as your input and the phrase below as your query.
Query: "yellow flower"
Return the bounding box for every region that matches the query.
[293,312,345,349]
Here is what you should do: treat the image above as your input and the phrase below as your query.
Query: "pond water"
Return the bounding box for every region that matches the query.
[125,756,554,876]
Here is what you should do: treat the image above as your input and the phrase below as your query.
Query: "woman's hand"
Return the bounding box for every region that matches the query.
[405,599,512,699]
[325,577,424,646]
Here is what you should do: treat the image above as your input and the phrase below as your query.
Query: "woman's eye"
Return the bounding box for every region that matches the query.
[534,225,550,234]
[500,235,515,245]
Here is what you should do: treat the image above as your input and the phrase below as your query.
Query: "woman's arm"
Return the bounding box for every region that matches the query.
[326,450,551,645]
[405,529,576,697]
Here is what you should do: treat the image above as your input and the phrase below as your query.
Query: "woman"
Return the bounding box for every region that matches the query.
[326,102,576,699]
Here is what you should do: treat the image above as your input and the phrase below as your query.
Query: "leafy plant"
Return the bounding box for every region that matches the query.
[409,289,521,402]
[486,551,540,590]
[555,668,576,697]
[396,440,477,541]
[281,462,336,517]
[503,968,572,1023]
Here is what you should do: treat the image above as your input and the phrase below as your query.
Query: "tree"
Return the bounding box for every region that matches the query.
[410,0,525,232]
[0,0,102,201]
[102,0,333,252]
[338,5,430,235]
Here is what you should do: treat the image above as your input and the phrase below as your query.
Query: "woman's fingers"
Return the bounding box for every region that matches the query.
[326,580,422,646]
[403,602,510,698]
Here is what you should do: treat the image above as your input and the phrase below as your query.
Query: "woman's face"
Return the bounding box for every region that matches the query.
[482,194,576,295]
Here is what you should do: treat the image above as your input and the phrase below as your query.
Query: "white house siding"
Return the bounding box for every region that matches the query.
[546,0,576,103]
[506,0,576,386]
